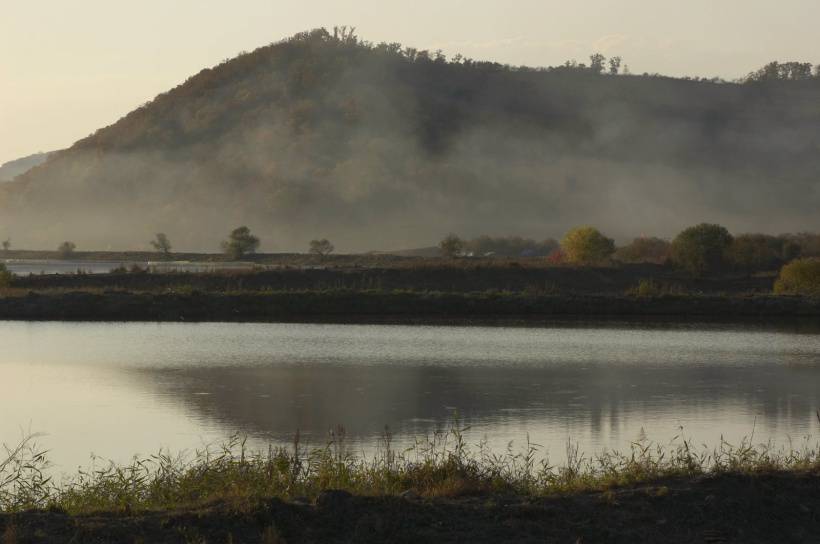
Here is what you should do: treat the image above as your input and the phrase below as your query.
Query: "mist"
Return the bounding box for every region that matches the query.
[1,29,819,253]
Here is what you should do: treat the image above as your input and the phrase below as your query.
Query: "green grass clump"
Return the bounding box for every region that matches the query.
[2,419,820,515]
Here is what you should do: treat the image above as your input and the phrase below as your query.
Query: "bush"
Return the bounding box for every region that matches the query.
[726,234,784,273]
[560,226,615,265]
[774,258,820,296]
[439,234,465,258]
[615,237,671,264]
[670,224,733,276]
[464,236,558,258]
[0,263,11,288]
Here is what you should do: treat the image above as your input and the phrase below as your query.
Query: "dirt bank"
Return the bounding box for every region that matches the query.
[1,471,818,543]
[0,290,819,323]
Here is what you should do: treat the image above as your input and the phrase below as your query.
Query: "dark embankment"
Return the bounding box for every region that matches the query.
[1,291,819,323]
[10,262,775,295]
[2,472,819,543]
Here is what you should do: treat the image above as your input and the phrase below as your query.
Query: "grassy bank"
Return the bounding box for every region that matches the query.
[0,289,819,323]
[8,261,776,295]
[2,424,820,542]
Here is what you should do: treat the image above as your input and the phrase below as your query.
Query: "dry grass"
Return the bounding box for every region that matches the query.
[1,419,819,515]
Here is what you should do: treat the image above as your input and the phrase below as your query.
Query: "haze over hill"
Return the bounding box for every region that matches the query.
[0,152,53,183]
[1,28,819,252]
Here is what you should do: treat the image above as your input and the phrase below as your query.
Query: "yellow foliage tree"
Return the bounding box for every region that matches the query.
[774,258,820,296]
[560,226,615,265]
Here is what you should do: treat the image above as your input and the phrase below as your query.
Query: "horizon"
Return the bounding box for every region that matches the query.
[2,0,820,165]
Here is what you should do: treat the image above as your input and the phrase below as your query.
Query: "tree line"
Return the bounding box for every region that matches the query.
[439,225,820,276]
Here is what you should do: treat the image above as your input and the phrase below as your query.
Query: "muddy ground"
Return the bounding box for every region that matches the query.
[1,472,818,543]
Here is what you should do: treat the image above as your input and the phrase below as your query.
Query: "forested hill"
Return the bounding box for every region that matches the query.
[2,28,819,252]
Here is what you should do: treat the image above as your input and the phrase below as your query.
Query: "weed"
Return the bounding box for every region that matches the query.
[1,422,819,515]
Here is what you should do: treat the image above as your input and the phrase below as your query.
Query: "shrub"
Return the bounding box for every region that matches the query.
[464,236,558,258]
[774,258,820,296]
[615,237,671,264]
[439,234,464,258]
[726,234,783,273]
[670,223,733,276]
[0,263,11,288]
[560,226,615,265]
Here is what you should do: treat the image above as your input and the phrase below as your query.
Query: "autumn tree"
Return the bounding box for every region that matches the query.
[221,226,259,259]
[560,226,615,265]
[670,223,733,276]
[774,258,820,296]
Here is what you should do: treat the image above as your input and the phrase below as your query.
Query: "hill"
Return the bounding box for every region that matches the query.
[2,28,819,251]
[0,151,53,182]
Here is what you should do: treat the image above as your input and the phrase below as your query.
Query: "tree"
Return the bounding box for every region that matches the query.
[1,239,9,252]
[560,226,615,265]
[221,226,259,259]
[589,53,606,75]
[670,223,733,276]
[608,56,622,75]
[774,258,820,296]
[57,241,76,259]
[150,233,172,256]
[309,239,334,259]
[439,234,464,258]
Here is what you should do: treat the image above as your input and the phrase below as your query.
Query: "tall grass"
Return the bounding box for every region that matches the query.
[2,418,819,515]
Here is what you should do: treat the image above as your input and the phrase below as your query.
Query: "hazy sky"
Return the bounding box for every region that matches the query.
[2,0,818,165]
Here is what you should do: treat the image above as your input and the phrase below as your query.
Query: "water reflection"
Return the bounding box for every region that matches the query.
[1,321,819,469]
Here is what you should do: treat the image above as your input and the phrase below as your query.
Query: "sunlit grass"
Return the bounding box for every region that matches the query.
[2,415,820,515]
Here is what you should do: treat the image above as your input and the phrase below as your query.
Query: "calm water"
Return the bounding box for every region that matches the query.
[1,321,819,471]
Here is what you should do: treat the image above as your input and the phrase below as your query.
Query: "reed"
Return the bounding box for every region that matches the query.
[1,421,819,515]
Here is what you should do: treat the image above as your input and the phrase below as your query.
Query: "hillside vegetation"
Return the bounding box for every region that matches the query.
[2,28,820,251]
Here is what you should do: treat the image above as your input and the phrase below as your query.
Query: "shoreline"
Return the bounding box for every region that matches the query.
[2,471,819,543]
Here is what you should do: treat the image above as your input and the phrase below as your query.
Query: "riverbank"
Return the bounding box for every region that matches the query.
[0,290,819,323]
[1,425,819,543]
[2,471,818,543]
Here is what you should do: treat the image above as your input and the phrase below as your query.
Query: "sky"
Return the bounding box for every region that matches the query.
[1,0,819,165]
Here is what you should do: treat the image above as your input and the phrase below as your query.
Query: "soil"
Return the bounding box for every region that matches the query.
[2,471,819,543]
